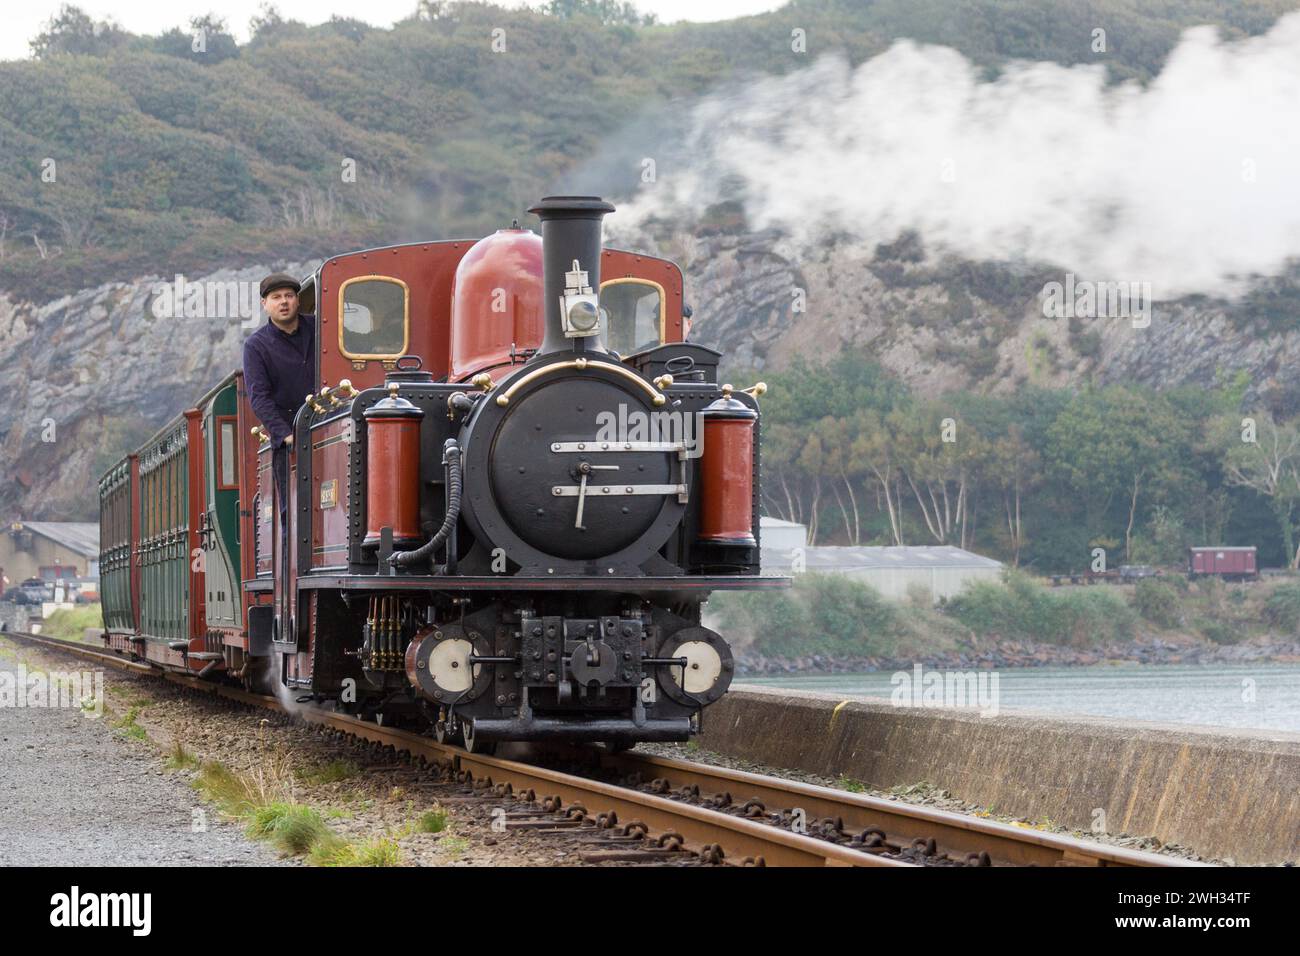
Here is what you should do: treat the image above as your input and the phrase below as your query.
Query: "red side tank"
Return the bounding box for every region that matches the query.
[363,386,425,548]
[449,228,544,381]
[698,387,758,547]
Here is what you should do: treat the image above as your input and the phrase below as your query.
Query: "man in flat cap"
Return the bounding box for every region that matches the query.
[244,272,315,537]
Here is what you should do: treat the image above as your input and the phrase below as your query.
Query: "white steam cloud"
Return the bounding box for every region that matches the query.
[611,14,1300,299]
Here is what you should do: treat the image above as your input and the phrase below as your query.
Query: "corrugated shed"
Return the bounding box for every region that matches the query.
[8,522,100,557]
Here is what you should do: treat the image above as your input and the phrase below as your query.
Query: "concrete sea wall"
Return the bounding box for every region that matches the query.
[700,686,1299,865]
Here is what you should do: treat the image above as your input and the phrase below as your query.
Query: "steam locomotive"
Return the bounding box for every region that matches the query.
[98,196,782,752]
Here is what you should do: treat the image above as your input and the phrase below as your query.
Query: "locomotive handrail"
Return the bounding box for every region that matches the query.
[494,357,666,407]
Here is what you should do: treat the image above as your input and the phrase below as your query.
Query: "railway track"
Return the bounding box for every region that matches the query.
[2,629,1201,868]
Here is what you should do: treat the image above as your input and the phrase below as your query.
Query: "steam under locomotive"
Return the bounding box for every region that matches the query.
[98,195,784,752]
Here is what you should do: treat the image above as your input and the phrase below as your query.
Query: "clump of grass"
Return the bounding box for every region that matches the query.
[349,837,401,866]
[113,705,147,740]
[836,775,867,793]
[296,758,360,785]
[308,834,401,867]
[416,809,448,834]
[194,761,261,817]
[252,804,332,855]
[439,836,470,858]
[165,740,200,771]
[307,832,354,866]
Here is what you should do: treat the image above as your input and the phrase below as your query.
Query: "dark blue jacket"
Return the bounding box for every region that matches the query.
[243,315,315,446]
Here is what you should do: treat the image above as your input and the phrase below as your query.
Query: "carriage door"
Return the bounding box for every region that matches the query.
[203,382,242,631]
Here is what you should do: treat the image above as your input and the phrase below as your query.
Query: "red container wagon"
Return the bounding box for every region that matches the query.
[1187,546,1258,581]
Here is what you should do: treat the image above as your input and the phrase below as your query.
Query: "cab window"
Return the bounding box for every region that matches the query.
[600,279,663,356]
[339,276,409,358]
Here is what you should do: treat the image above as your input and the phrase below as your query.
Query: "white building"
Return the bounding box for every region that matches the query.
[759,518,1002,603]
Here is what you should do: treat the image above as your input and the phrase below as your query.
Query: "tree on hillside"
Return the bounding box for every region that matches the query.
[896,400,999,549]
[543,0,658,26]
[30,4,129,58]
[153,14,240,63]
[1215,412,1300,568]
[988,423,1039,565]
[850,409,907,546]
[1045,387,1192,563]
[248,4,307,45]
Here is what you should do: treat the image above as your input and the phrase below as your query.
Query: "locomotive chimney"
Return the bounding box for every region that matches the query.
[527,195,615,356]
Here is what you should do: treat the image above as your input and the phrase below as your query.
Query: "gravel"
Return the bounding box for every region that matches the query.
[0,638,286,866]
[0,637,684,867]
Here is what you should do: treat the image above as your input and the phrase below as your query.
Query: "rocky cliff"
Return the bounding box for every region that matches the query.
[0,260,317,521]
[680,229,1300,413]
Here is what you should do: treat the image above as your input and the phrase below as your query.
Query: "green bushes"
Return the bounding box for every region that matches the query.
[943,571,1136,645]
[1197,619,1242,646]
[711,569,1144,656]
[1263,583,1300,634]
[1133,579,1183,628]
[707,574,907,658]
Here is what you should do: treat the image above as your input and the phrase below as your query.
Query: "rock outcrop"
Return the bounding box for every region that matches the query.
[0,261,317,521]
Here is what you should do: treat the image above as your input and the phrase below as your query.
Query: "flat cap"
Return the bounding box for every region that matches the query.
[260,272,301,298]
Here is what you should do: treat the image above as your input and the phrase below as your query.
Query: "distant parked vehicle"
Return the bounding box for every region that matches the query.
[1119,565,1161,582]
[1187,546,1259,582]
[14,578,53,605]
[1050,565,1161,586]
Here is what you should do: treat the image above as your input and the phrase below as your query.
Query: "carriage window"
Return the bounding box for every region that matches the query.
[339,276,409,358]
[599,279,664,356]
[219,419,238,489]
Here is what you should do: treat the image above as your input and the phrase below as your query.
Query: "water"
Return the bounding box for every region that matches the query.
[741,663,1300,733]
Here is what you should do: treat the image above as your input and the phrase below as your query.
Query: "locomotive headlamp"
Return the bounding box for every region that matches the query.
[560,259,600,338]
[567,299,599,333]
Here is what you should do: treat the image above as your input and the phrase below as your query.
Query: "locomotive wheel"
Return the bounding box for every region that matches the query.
[461,720,497,756]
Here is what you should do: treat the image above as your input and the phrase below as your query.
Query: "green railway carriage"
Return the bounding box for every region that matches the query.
[98,458,134,633]
[97,372,252,675]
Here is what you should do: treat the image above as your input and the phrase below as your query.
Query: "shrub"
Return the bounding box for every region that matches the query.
[707,574,903,657]
[1263,583,1300,634]
[944,571,1135,645]
[1132,579,1183,629]
[1197,618,1242,646]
